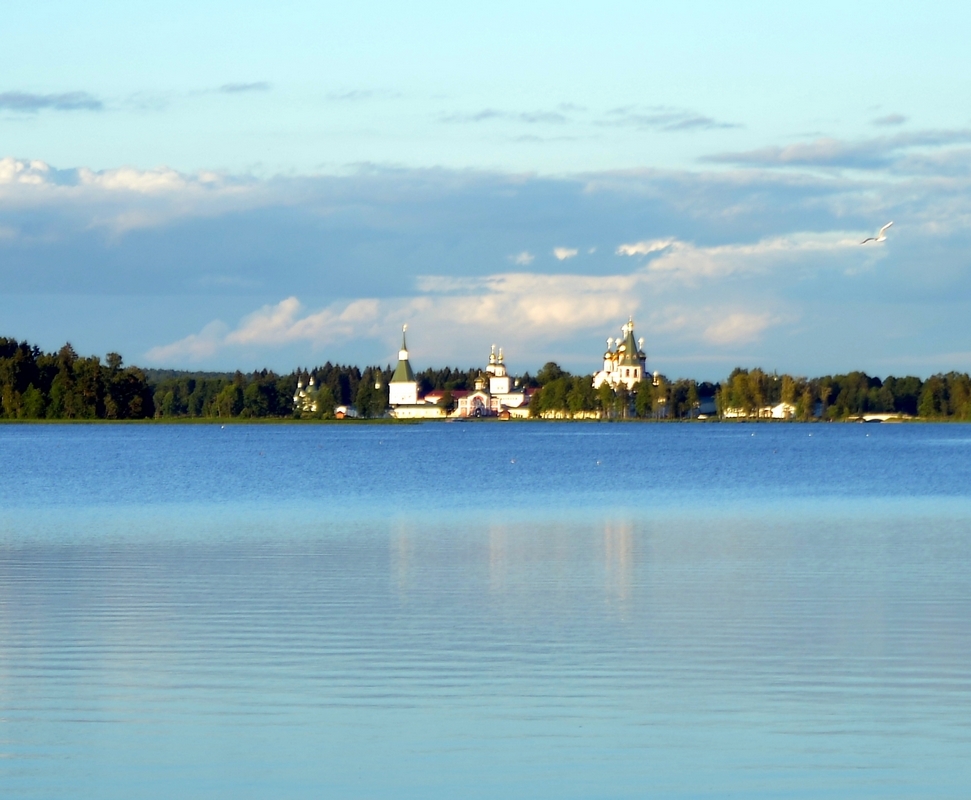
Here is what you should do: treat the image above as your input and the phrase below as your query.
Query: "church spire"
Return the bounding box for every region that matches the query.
[391,324,415,384]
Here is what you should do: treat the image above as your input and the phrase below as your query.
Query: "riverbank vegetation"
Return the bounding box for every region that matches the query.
[527,365,970,421]
[714,367,971,421]
[3,337,971,421]
[0,339,154,420]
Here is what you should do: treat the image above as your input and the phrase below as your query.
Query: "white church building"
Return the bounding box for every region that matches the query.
[387,329,531,420]
[593,318,648,391]
[388,326,446,420]
[454,345,531,418]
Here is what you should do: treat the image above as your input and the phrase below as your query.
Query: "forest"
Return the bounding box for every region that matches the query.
[2,336,971,421]
[0,339,155,420]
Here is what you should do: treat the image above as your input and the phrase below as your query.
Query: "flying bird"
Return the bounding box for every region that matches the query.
[861,221,893,244]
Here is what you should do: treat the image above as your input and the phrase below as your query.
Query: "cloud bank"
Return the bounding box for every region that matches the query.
[438,103,738,134]
[3,139,971,376]
[705,129,971,170]
[601,106,739,132]
[218,82,271,94]
[0,91,103,112]
[145,231,869,366]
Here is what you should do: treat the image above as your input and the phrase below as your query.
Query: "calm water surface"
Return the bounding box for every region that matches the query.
[1,423,970,798]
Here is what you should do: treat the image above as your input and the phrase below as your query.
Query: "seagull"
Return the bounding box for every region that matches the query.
[861,221,893,244]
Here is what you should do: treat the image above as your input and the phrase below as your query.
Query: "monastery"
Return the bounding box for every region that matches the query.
[298,317,652,419]
[389,327,532,419]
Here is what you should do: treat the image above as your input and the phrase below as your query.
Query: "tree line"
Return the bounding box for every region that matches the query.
[524,363,971,420]
[3,336,971,421]
[527,362,717,419]
[0,338,154,420]
[715,367,971,420]
[0,337,504,420]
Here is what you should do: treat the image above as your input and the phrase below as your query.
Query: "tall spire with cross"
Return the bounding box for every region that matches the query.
[389,323,417,406]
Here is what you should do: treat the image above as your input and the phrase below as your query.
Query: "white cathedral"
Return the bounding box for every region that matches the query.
[592,318,648,391]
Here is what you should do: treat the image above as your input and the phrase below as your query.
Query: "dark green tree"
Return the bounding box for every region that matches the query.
[536,362,566,385]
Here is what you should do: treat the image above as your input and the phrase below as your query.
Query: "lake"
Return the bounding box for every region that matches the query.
[1,422,970,798]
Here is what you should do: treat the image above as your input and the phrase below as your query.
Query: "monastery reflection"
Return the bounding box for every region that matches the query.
[488,524,507,592]
[391,523,414,596]
[603,520,634,612]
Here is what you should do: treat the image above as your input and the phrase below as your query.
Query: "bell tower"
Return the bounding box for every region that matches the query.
[388,324,418,406]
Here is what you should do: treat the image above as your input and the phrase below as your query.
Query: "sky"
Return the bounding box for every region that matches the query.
[2,1,971,379]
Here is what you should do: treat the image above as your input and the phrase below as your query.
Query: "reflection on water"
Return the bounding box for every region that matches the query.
[392,520,414,596]
[1,424,971,799]
[603,520,634,612]
[488,524,507,593]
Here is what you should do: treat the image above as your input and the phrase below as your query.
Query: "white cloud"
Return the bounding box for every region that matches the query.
[227,297,383,347]
[0,157,52,185]
[617,233,861,282]
[146,285,790,367]
[4,153,969,377]
[703,312,779,345]
[145,229,861,365]
[0,157,254,233]
[225,297,304,345]
[553,246,578,260]
[146,270,639,365]
[146,298,391,364]
[77,166,191,193]
[419,272,634,331]
[704,128,971,170]
[145,321,230,362]
[616,239,673,256]
[0,157,231,194]
[646,305,786,347]
[640,233,863,284]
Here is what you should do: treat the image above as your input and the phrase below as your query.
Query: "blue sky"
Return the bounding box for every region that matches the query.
[2,1,971,378]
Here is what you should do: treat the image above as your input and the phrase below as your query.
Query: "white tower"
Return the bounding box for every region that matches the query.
[388,324,418,406]
[489,346,511,394]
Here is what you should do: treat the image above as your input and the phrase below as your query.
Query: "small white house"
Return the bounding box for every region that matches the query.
[722,401,798,419]
[769,402,797,420]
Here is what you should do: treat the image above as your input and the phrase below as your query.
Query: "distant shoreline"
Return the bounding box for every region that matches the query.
[0,416,945,425]
[3,336,968,423]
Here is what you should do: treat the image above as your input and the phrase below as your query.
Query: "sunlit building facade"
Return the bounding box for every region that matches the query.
[593,318,647,391]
